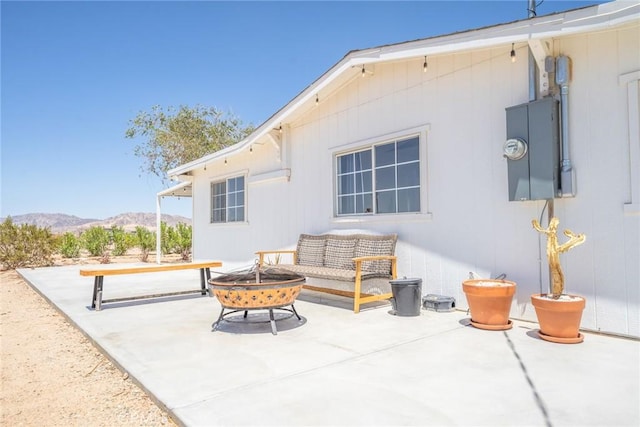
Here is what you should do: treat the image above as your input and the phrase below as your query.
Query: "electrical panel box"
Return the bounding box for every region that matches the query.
[504,98,560,201]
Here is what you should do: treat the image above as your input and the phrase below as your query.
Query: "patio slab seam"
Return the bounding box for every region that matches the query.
[170,322,467,411]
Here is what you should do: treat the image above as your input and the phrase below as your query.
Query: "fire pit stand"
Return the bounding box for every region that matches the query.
[212,304,301,336]
[209,264,305,335]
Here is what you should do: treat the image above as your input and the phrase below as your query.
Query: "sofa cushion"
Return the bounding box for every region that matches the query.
[277,264,391,282]
[296,234,326,267]
[354,234,397,274]
[324,236,357,270]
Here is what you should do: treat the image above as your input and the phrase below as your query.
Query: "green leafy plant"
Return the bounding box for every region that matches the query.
[59,232,81,258]
[265,254,282,265]
[134,226,156,262]
[0,217,56,269]
[81,226,111,259]
[110,226,134,256]
[173,222,192,261]
[160,222,173,255]
[125,105,254,183]
[159,222,192,260]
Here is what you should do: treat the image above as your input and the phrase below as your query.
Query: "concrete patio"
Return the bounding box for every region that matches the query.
[18,264,639,427]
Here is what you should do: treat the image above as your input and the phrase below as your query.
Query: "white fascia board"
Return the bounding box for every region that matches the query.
[168,59,357,178]
[168,141,247,177]
[366,2,639,62]
[157,181,192,197]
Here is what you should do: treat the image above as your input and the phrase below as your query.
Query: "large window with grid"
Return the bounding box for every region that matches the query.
[336,136,420,216]
[210,176,245,223]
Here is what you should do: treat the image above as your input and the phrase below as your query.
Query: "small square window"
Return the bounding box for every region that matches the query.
[211,176,246,223]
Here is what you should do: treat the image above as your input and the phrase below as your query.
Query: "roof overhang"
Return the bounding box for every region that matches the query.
[157,181,192,198]
[168,1,639,179]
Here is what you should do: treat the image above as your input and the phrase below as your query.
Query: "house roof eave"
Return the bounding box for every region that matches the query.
[169,1,638,178]
[157,181,192,198]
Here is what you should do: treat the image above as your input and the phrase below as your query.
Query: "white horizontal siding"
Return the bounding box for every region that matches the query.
[192,23,640,337]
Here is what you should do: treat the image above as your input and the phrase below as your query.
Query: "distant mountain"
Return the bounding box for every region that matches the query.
[2,212,191,234]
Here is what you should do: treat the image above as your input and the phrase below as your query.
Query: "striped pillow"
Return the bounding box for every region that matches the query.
[296,234,326,266]
[324,236,357,270]
[354,235,397,274]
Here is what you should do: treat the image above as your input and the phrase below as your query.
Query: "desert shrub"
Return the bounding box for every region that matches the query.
[0,217,56,269]
[81,226,110,258]
[59,232,81,258]
[134,226,155,262]
[111,226,134,256]
[159,222,192,260]
[160,222,173,255]
[173,222,192,261]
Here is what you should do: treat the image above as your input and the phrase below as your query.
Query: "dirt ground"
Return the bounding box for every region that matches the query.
[0,255,180,426]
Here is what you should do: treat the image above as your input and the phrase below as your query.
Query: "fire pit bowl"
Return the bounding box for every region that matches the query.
[209,264,305,335]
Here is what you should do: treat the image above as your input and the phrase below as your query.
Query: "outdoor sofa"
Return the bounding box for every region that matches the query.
[256,233,397,313]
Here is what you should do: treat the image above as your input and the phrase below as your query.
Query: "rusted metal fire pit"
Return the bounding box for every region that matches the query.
[208,263,305,335]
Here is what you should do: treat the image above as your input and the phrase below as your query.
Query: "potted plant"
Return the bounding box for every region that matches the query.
[531,217,586,343]
[462,276,517,331]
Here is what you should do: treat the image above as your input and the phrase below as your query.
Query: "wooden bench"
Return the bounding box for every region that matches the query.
[79,261,222,310]
[256,234,397,313]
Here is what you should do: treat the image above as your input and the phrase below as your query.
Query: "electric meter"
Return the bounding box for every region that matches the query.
[503,138,528,161]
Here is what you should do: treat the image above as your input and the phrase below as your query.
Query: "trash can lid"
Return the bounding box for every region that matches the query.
[390,277,422,285]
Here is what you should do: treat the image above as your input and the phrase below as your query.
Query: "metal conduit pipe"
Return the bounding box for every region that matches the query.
[528,0,537,102]
[557,55,576,197]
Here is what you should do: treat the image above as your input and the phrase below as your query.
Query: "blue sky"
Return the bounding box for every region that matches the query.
[1,0,604,220]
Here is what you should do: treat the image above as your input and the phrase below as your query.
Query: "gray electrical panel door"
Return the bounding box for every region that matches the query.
[505,98,560,201]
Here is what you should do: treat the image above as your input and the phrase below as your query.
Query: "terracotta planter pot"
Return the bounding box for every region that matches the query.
[531,293,585,344]
[462,279,516,331]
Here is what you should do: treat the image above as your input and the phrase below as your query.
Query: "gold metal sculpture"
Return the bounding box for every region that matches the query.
[532,217,586,299]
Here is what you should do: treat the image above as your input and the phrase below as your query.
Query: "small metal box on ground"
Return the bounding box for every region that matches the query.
[422,294,456,312]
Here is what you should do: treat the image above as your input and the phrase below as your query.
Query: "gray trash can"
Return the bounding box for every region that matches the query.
[389,277,422,316]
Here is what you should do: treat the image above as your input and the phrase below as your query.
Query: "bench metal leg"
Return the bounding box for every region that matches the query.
[205,268,211,295]
[200,268,207,295]
[92,276,104,310]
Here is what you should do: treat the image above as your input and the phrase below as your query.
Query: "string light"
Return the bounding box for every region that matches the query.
[362,65,366,77]
[250,146,253,153]
[423,56,428,72]
[224,158,228,165]
[510,43,516,63]
[315,94,319,105]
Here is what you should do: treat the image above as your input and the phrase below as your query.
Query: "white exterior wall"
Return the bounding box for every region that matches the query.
[192,23,639,337]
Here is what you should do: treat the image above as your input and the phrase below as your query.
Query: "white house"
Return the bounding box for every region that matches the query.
[165,1,639,338]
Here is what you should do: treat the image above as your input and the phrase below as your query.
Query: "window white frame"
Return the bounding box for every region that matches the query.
[210,175,246,223]
[333,127,430,220]
[620,71,640,214]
